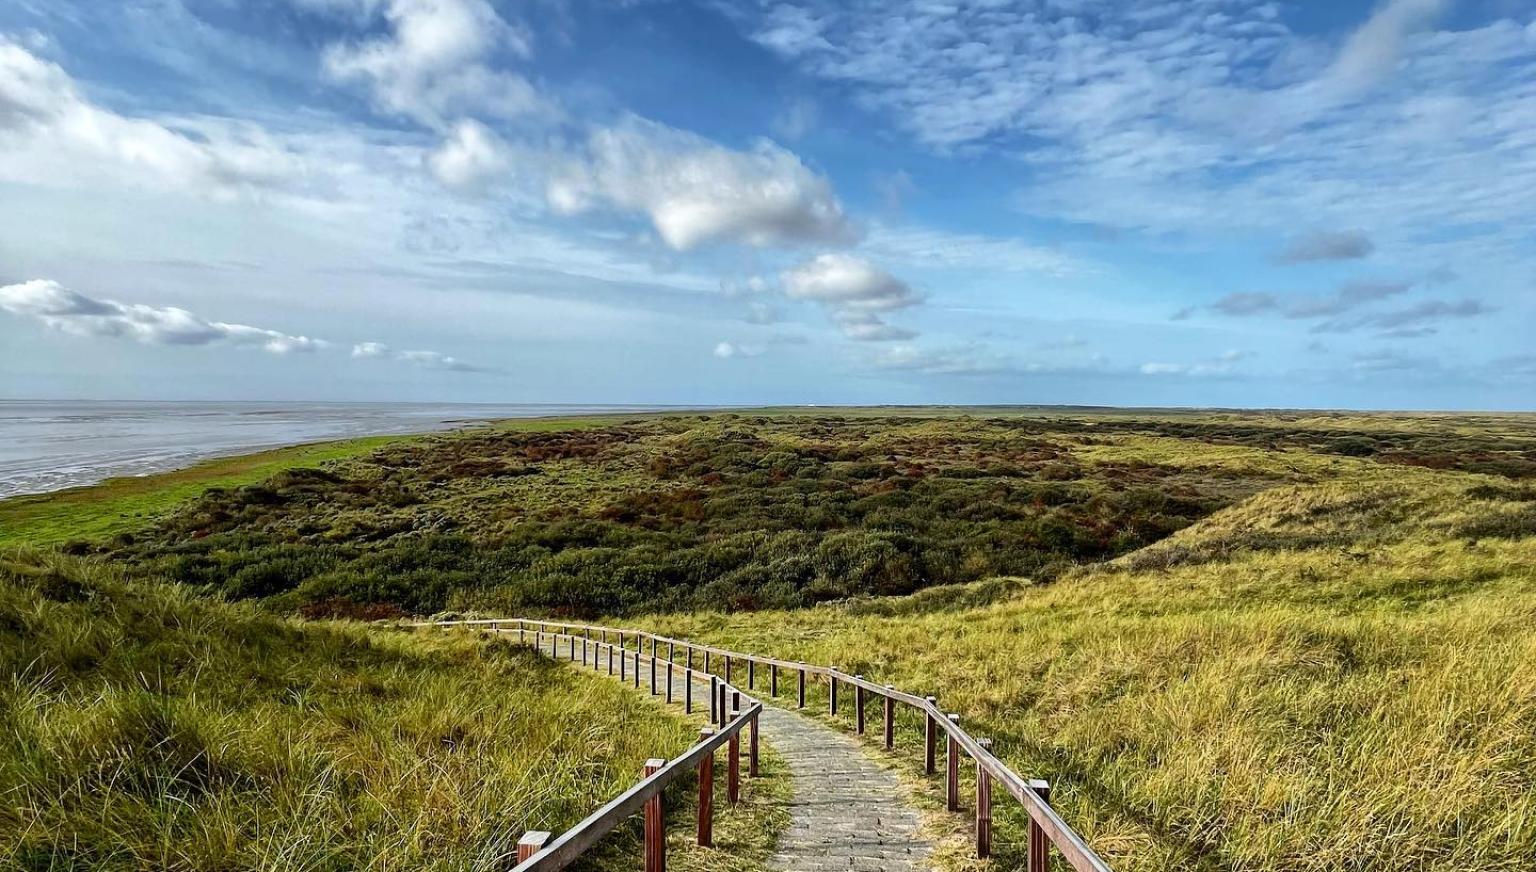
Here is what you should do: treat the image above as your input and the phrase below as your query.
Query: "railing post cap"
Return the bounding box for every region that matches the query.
[699,726,716,737]
[518,831,552,847]
[978,737,993,749]
[947,713,960,722]
[644,757,667,770]
[1029,777,1050,790]
[925,695,937,703]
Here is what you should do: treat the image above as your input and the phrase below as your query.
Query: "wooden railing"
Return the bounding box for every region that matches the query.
[427,617,1113,872]
[422,619,762,871]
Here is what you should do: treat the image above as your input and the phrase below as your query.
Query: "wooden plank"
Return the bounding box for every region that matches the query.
[517,831,550,864]
[644,758,665,872]
[1029,779,1051,872]
[977,739,993,858]
[946,714,961,812]
[697,728,715,847]
[924,697,937,775]
[884,686,896,749]
[855,676,866,735]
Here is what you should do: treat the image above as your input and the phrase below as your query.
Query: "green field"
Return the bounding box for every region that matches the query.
[3,407,1534,871]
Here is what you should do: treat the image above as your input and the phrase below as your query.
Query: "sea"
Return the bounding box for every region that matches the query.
[0,400,680,499]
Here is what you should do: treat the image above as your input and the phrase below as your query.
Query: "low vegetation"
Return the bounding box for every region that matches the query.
[93,415,1288,617]
[0,549,783,871]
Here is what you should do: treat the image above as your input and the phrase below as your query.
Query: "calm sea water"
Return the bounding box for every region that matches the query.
[0,400,679,498]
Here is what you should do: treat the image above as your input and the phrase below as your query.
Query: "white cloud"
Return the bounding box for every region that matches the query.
[781,253,918,311]
[1141,349,1254,377]
[725,2,1536,290]
[772,96,818,141]
[548,117,856,250]
[0,279,323,353]
[780,253,919,342]
[428,119,511,189]
[351,341,486,372]
[321,0,542,126]
[713,340,762,359]
[0,38,307,196]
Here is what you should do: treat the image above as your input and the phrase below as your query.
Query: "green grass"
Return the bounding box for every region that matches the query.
[0,549,785,871]
[0,415,636,550]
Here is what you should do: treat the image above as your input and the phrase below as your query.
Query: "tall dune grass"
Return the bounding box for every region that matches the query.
[0,550,782,871]
[640,464,1536,871]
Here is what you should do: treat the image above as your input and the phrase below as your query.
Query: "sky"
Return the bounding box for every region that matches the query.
[0,0,1532,410]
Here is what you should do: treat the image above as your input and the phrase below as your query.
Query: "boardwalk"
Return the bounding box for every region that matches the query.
[532,635,934,872]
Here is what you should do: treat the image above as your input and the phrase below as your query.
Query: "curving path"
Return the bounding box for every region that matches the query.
[531,633,934,872]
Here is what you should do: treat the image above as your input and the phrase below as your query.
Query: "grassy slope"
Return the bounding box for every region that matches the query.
[637,437,1536,872]
[0,549,784,872]
[0,416,628,550]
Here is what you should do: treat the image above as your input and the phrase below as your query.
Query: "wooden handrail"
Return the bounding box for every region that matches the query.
[422,617,1114,872]
[423,622,762,870]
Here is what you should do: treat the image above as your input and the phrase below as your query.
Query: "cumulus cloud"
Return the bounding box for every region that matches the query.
[548,117,856,250]
[781,253,918,311]
[780,253,919,342]
[1277,231,1376,263]
[0,279,323,353]
[351,341,486,372]
[321,0,543,126]
[428,119,511,189]
[0,39,306,195]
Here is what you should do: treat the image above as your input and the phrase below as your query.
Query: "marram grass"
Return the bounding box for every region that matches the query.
[0,549,786,871]
[639,466,1536,872]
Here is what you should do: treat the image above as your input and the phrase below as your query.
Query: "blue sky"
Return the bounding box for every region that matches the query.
[0,0,1532,409]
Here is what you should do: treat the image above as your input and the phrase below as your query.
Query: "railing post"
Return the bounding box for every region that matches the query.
[748,658,755,690]
[704,650,710,674]
[749,708,760,777]
[620,644,627,680]
[884,685,896,749]
[724,656,732,686]
[633,650,641,688]
[696,728,715,847]
[732,689,740,715]
[608,643,615,675]
[643,758,666,872]
[855,676,866,735]
[829,668,839,715]
[946,714,961,812]
[686,646,694,671]
[797,666,806,708]
[582,637,588,666]
[669,641,675,664]
[518,622,526,644]
[728,712,741,803]
[516,831,550,864]
[1029,779,1052,872]
[924,697,937,775]
[770,662,778,696]
[569,635,575,662]
[976,738,993,858]
[650,651,658,695]
[710,675,719,722]
[685,669,694,713]
[666,661,674,703]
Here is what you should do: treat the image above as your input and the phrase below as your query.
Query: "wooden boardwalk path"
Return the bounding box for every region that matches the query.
[534,633,935,871]
[756,699,932,872]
